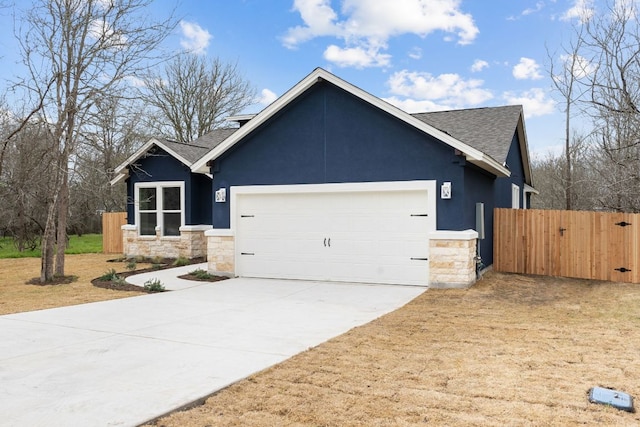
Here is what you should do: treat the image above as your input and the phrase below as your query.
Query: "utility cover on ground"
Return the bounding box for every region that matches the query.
[588,386,635,412]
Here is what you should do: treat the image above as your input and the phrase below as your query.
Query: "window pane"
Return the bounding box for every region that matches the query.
[163,213,181,236]
[163,187,181,210]
[139,188,157,210]
[140,213,157,235]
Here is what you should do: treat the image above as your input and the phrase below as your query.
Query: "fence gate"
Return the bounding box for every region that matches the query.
[494,208,640,284]
[102,212,127,254]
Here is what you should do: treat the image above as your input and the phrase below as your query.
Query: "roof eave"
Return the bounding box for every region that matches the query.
[467,156,511,178]
[110,171,128,186]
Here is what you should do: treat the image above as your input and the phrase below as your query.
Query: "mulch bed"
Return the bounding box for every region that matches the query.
[26,275,78,286]
[92,257,225,293]
[177,273,228,282]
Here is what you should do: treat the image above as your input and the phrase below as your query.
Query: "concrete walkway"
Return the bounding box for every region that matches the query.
[0,268,425,427]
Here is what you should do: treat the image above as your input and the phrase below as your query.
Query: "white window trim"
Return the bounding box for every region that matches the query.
[511,183,520,209]
[134,181,185,237]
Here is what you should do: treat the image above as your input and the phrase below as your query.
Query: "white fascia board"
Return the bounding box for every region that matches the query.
[517,113,534,186]
[113,138,157,176]
[113,137,194,177]
[110,172,127,186]
[191,68,511,177]
[524,183,539,194]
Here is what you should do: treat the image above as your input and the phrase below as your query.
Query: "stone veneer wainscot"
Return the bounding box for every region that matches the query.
[122,225,212,259]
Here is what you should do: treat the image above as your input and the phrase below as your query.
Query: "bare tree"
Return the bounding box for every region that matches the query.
[70,96,150,234]
[578,0,640,212]
[0,120,56,249]
[547,27,590,210]
[142,53,256,142]
[15,0,176,282]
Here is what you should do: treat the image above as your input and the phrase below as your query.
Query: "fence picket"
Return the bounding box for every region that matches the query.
[102,212,127,254]
[494,208,640,284]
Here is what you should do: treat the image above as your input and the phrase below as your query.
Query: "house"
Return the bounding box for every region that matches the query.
[111,67,536,288]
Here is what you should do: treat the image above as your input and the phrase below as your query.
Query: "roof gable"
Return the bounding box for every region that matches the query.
[110,128,237,185]
[191,68,511,177]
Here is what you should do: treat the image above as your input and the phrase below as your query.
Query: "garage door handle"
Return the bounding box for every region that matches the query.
[241,252,255,256]
[411,257,428,261]
[323,238,331,247]
[324,238,326,247]
[328,238,331,247]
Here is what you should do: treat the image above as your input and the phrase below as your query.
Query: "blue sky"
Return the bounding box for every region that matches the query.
[0,0,598,157]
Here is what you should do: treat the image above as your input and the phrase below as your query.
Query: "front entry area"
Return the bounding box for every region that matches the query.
[232,181,436,286]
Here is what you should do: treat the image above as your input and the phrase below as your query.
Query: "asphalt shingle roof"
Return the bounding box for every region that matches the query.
[158,128,239,164]
[411,105,523,164]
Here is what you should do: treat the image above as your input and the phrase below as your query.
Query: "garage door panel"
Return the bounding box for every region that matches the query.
[234,183,435,286]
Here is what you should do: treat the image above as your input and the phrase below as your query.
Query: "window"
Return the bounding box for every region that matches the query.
[511,184,520,209]
[135,182,184,236]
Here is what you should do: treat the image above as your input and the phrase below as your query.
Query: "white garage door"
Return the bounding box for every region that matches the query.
[233,181,436,286]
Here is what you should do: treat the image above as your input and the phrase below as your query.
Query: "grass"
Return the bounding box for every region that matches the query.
[0,254,146,315]
[0,234,103,258]
[3,257,640,425]
[145,272,640,427]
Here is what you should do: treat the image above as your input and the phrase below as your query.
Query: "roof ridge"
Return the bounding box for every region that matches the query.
[411,105,522,115]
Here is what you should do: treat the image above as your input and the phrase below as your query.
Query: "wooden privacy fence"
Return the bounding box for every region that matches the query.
[102,212,127,254]
[494,208,640,284]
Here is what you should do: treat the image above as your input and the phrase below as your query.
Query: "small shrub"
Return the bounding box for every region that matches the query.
[143,278,165,292]
[190,268,215,280]
[152,256,163,265]
[99,269,120,281]
[173,257,190,267]
[151,263,163,270]
[112,276,128,287]
[125,260,137,271]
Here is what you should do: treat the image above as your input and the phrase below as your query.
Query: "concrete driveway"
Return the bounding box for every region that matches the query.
[0,267,425,427]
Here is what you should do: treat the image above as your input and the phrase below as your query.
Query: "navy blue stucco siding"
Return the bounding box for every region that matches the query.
[463,164,496,266]
[211,81,480,231]
[125,147,212,225]
[495,132,526,208]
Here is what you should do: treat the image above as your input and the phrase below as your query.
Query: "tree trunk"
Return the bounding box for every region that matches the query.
[55,166,69,276]
[40,198,58,282]
[564,104,572,210]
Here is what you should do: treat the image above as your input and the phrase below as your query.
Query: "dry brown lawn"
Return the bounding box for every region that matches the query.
[0,253,145,315]
[3,256,640,425]
[147,272,640,427]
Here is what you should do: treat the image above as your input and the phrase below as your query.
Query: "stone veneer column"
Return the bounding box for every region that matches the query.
[205,229,235,277]
[178,225,213,258]
[429,229,479,288]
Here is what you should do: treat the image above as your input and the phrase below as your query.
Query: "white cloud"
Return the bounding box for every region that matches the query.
[408,47,422,60]
[503,88,556,118]
[283,0,479,68]
[324,44,391,68]
[124,75,146,88]
[384,69,493,111]
[513,57,543,80]
[383,96,451,113]
[507,1,545,20]
[559,53,594,79]
[522,1,545,16]
[471,59,489,72]
[179,21,212,55]
[560,0,594,23]
[89,19,127,48]
[257,88,278,106]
